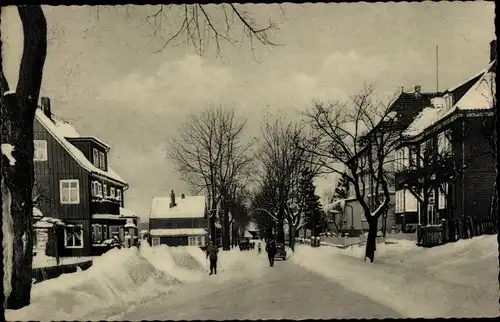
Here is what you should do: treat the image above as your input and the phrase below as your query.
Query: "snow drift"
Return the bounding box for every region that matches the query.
[292,235,498,318]
[5,243,211,321]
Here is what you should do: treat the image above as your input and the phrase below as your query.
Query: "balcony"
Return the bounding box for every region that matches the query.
[91,198,120,215]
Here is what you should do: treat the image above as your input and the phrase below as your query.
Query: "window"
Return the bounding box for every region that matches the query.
[91,181,96,197]
[99,151,105,170]
[188,236,204,247]
[438,183,448,210]
[110,187,115,198]
[427,190,436,225]
[151,237,160,247]
[64,225,83,248]
[419,141,427,167]
[109,226,120,238]
[34,140,48,161]
[97,182,102,196]
[103,225,108,240]
[103,183,107,197]
[92,224,103,243]
[93,148,99,167]
[116,189,122,201]
[60,179,80,204]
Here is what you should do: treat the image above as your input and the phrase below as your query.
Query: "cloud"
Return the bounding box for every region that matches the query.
[97,54,233,108]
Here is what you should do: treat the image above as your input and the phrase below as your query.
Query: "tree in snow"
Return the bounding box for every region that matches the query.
[298,167,324,238]
[1,6,47,309]
[327,172,350,234]
[1,4,278,309]
[302,85,400,262]
[254,117,320,250]
[168,104,255,249]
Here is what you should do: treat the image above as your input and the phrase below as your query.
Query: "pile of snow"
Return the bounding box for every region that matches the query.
[292,235,497,318]
[6,242,270,321]
[5,244,206,321]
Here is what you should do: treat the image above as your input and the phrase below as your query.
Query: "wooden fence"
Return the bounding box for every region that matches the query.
[32,260,93,284]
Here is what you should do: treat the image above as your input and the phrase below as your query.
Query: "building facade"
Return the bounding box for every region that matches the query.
[149,191,209,248]
[395,49,496,236]
[33,97,138,257]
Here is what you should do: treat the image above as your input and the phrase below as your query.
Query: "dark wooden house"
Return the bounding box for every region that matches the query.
[395,42,496,238]
[343,87,443,232]
[33,97,138,257]
[148,191,208,248]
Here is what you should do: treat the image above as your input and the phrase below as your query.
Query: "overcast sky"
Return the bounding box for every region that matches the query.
[2,2,495,220]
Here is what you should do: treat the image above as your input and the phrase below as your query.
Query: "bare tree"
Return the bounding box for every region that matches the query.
[1,4,279,309]
[302,85,400,262]
[168,104,254,249]
[255,117,320,250]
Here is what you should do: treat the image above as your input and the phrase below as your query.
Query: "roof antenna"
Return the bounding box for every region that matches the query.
[436,45,439,93]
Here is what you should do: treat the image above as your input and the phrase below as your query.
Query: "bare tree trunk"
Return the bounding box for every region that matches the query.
[364,217,378,263]
[1,6,47,310]
[289,225,296,251]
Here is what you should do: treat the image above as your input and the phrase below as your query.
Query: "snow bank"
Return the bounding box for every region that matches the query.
[292,235,497,318]
[5,244,207,321]
[6,243,269,321]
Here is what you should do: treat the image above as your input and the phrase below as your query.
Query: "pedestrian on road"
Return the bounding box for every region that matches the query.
[265,237,276,267]
[257,242,262,255]
[206,241,219,275]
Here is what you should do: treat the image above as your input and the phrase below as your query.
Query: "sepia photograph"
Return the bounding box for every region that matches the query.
[1,1,497,320]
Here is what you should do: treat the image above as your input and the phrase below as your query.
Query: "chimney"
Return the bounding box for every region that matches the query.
[170,190,176,208]
[490,39,497,63]
[181,193,185,199]
[414,85,421,98]
[41,97,51,118]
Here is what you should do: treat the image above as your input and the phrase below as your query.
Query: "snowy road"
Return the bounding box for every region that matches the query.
[87,254,401,320]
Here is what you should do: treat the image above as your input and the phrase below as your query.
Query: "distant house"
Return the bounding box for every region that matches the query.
[33,97,138,257]
[395,41,496,236]
[323,198,364,235]
[149,190,208,248]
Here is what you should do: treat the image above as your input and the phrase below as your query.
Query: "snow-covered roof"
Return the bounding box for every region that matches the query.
[149,228,208,237]
[245,221,258,231]
[33,207,43,219]
[34,216,65,228]
[92,213,138,220]
[243,231,253,238]
[403,107,443,137]
[323,199,346,212]
[454,70,495,110]
[35,109,127,185]
[446,60,495,93]
[150,195,206,219]
[120,207,138,218]
[403,65,495,138]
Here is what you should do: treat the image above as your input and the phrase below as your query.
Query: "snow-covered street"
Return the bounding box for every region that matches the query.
[90,250,400,320]
[5,236,497,320]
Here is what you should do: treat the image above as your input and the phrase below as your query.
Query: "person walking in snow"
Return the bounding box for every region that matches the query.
[265,237,276,267]
[257,242,262,255]
[206,241,219,275]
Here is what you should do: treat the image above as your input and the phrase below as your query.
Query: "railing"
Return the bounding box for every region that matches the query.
[32,260,93,284]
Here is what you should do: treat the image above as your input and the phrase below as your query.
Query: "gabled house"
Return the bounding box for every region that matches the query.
[149,190,208,248]
[33,97,138,257]
[394,40,496,238]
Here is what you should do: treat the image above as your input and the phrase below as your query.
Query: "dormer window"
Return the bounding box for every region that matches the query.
[99,151,106,170]
[93,148,99,167]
